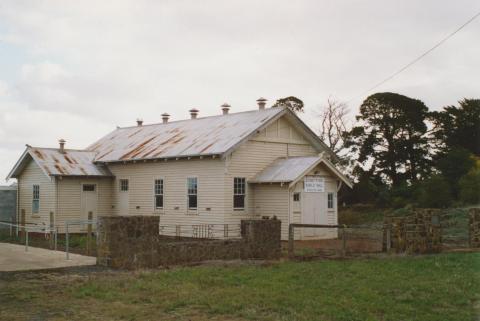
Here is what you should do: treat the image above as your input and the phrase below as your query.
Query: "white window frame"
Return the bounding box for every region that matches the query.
[154,178,164,211]
[293,192,301,202]
[119,179,129,192]
[32,184,40,214]
[327,192,335,209]
[233,177,246,210]
[187,177,198,211]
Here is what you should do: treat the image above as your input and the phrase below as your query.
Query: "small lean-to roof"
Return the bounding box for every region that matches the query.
[87,107,287,162]
[6,147,112,180]
[250,156,353,188]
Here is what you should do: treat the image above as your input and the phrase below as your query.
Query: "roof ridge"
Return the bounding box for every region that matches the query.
[28,146,91,152]
[117,107,283,130]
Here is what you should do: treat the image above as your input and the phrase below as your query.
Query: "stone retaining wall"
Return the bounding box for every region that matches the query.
[383,209,442,254]
[97,216,281,269]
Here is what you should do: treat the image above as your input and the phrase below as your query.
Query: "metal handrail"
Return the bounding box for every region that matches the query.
[0,221,57,252]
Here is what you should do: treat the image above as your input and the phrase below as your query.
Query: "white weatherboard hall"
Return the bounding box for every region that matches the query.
[7,99,352,240]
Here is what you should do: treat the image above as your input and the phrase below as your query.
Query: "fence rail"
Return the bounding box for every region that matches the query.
[159,224,242,240]
[0,220,58,252]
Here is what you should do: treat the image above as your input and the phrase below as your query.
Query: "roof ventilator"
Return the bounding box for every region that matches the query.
[189,108,199,119]
[162,113,170,124]
[256,97,267,110]
[221,103,230,115]
[59,139,66,154]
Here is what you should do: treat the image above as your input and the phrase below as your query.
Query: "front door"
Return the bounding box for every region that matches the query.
[118,179,129,215]
[302,192,328,238]
[81,184,97,221]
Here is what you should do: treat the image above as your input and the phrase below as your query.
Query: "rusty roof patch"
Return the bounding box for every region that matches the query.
[27,147,112,177]
[33,149,45,160]
[87,107,286,162]
[54,164,66,175]
[63,154,77,164]
[199,142,215,153]
[42,165,51,176]
[120,136,157,160]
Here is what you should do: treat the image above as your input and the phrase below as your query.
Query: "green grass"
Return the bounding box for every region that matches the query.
[338,205,386,226]
[1,253,479,321]
[442,208,470,246]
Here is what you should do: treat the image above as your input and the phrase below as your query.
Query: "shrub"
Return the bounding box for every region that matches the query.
[417,175,453,208]
[459,169,480,205]
[437,148,475,197]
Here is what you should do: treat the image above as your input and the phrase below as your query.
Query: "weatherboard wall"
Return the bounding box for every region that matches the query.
[107,158,228,227]
[224,116,322,236]
[17,159,56,227]
[56,177,113,233]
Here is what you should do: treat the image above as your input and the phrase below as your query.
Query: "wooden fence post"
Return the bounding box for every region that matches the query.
[288,224,294,259]
[341,226,346,257]
[49,211,54,249]
[87,211,93,256]
[20,209,25,240]
[386,228,391,252]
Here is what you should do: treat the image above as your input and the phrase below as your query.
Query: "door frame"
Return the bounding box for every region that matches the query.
[117,177,130,216]
[80,182,98,220]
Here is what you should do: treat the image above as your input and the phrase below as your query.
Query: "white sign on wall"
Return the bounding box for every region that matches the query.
[304,176,325,192]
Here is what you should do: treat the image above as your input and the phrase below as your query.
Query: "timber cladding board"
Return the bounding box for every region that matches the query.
[56,177,113,233]
[108,158,227,225]
[18,160,56,225]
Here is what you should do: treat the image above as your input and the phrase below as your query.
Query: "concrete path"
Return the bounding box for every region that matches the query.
[0,242,96,272]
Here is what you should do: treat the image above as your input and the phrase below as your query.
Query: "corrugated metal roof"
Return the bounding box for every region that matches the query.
[28,147,112,177]
[250,156,321,183]
[87,107,285,162]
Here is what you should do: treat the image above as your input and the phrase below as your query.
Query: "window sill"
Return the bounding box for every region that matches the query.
[31,215,40,218]
[233,208,245,212]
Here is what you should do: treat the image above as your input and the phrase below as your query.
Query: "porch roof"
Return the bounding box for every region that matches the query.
[249,155,352,188]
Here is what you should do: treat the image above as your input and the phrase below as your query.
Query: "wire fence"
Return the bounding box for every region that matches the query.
[288,224,385,259]
[0,219,58,252]
[0,216,97,259]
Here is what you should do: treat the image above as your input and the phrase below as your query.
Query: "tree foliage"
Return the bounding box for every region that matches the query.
[417,175,453,208]
[272,96,304,113]
[459,168,480,204]
[430,99,480,156]
[436,147,475,197]
[345,92,431,186]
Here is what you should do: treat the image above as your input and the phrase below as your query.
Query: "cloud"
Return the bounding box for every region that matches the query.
[0,0,479,181]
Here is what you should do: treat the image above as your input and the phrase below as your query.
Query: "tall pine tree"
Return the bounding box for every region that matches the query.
[345,92,430,186]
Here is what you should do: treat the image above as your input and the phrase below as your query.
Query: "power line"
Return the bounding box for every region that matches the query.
[348,10,480,103]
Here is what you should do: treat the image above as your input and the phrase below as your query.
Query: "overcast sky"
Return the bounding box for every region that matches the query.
[1,1,479,182]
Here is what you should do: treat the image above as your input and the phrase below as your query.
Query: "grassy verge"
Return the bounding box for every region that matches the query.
[338,205,386,226]
[1,252,479,321]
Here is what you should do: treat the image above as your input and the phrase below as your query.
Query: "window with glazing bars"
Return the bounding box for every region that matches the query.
[233,177,246,209]
[120,179,129,192]
[293,192,300,202]
[327,192,334,209]
[187,177,197,209]
[32,185,40,213]
[154,179,164,209]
